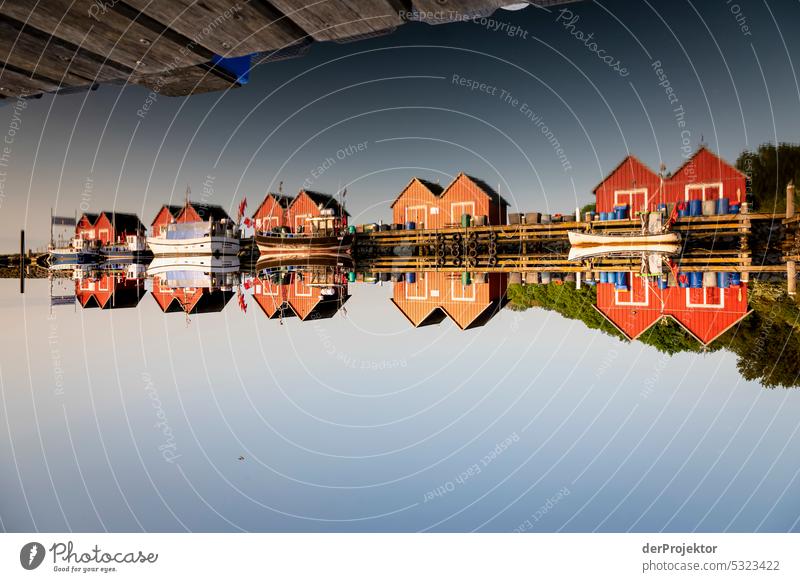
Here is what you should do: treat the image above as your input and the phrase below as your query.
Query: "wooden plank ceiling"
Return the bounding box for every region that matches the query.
[0,1,581,99]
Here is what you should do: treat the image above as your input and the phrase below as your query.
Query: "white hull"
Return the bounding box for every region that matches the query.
[146,235,240,256]
[147,255,240,276]
[568,243,681,261]
[568,230,681,246]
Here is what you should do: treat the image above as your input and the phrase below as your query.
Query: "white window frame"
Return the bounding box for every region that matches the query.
[614,272,650,306]
[404,205,427,226]
[450,201,476,223]
[294,277,313,297]
[405,274,428,300]
[684,182,723,201]
[451,280,476,302]
[294,214,312,232]
[685,287,725,308]
[613,188,648,209]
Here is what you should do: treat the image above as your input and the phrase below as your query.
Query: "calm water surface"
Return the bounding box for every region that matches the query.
[0,277,798,532]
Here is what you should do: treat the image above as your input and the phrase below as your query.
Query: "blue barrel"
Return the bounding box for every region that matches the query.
[614,205,629,220]
[716,198,730,215]
[599,272,608,283]
[689,272,703,288]
[717,272,730,288]
[658,276,668,290]
[730,272,741,286]
[615,272,628,290]
[689,199,702,216]
[600,211,608,221]
[405,221,416,230]
[657,203,667,211]
[678,204,688,218]
[405,272,416,284]
[729,204,740,214]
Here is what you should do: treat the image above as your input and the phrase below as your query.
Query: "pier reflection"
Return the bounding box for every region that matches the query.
[51,253,798,388]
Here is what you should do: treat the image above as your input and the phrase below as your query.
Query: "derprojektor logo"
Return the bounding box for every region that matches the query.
[19,542,46,570]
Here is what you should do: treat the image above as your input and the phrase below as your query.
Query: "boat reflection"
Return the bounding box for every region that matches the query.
[250,259,350,321]
[148,256,239,315]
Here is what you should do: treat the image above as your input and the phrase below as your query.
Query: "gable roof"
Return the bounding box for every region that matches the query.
[461,173,510,208]
[669,145,748,180]
[78,213,100,226]
[592,154,660,194]
[296,190,350,216]
[100,212,145,232]
[183,201,230,221]
[151,204,184,225]
[252,193,293,217]
[390,176,445,208]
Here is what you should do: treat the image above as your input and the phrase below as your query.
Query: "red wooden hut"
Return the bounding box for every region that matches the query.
[390,173,508,228]
[594,273,751,346]
[150,276,233,314]
[666,146,747,206]
[390,177,444,228]
[251,193,293,232]
[150,201,231,236]
[76,273,146,309]
[75,211,145,245]
[391,272,507,330]
[251,276,294,320]
[440,173,508,226]
[593,155,662,215]
[593,147,746,214]
[285,190,348,233]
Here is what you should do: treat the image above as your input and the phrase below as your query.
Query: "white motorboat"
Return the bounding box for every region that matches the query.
[146,219,240,256]
[48,237,100,265]
[568,230,681,246]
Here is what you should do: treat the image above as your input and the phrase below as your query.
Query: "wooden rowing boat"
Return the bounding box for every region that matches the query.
[568,230,681,246]
[568,243,681,261]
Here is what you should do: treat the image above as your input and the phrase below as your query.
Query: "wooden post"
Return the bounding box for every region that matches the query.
[19,229,25,294]
[788,181,796,296]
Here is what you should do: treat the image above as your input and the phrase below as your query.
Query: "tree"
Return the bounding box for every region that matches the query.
[736,143,800,212]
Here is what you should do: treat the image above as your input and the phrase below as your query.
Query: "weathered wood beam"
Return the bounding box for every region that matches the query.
[269,0,406,42]
[124,0,308,57]
[0,0,210,75]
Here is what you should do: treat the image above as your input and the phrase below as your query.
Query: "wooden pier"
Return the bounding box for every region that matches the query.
[354,211,779,275]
